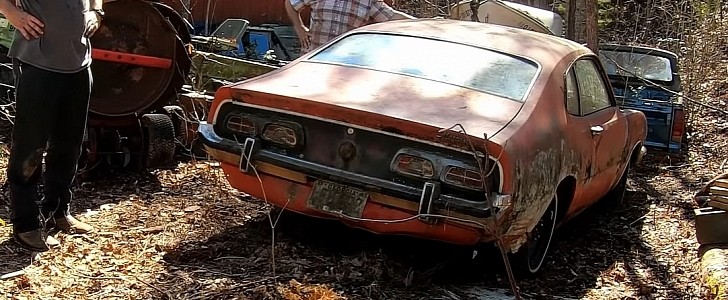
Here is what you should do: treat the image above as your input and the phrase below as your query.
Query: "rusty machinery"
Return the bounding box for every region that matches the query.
[0,0,194,173]
[78,0,193,173]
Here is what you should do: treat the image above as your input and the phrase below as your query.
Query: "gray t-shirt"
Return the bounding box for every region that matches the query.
[7,0,91,73]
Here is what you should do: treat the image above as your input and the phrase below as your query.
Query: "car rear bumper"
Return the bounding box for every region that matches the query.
[197,122,497,245]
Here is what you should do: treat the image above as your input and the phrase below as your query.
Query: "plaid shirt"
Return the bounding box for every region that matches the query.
[290,0,398,52]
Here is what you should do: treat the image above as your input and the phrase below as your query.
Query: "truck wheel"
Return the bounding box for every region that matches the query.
[141,113,176,170]
[514,195,558,274]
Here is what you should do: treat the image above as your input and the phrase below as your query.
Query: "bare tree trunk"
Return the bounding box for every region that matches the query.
[566,0,577,40]
[566,0,598,53]
[584,0,599,53]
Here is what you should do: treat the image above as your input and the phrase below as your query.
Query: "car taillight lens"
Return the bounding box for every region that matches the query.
[393,154,435,178]
[226,115,256,135]
[443,166,483,191]
[672,109,685,144]
[262,123,298,146]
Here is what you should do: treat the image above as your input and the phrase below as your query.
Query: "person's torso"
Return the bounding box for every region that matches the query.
[308,0,373,49]
[8,0,92,73]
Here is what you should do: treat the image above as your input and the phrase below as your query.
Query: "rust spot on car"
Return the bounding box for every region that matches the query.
[435,132,470,149]
[287,183,300,202]
[381,126,403,135]
[503,138,581,252]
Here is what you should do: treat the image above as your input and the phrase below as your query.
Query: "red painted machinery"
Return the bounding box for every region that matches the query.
[80,0,193,172]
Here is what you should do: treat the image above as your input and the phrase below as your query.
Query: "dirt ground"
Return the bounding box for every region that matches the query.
[0,102,725,299]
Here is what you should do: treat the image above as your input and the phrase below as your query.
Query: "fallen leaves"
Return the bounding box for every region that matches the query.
[277,279,344,300]
[184,205,202,213]
[0,141,718,299]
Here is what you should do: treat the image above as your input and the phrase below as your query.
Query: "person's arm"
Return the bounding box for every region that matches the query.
[84,0,103,37]
[388,10,416,20]
[285,0,310,50]
[0,0,44,40]
[370,1,416,22]
[90,0,102,10]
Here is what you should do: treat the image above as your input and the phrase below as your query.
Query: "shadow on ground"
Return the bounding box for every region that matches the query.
[0,152,695,299]
[158,153,693,299]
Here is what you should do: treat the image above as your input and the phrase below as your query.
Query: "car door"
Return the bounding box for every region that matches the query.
[564,66,598,211]
[572,57,628,196]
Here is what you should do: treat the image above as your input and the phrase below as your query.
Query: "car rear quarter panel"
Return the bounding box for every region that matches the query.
[497,51,648,251]
[497,51,592,252]
[623,107,648,159]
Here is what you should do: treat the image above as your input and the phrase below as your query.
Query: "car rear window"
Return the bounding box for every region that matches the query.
[599,50,674,82]
[307,33,539,102]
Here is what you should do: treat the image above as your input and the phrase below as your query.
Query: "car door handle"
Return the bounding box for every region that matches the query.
[591,125,604,135]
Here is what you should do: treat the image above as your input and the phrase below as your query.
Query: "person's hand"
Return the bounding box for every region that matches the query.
[294,24,310,51]
[5,6,44,40]
[83,10,101,37]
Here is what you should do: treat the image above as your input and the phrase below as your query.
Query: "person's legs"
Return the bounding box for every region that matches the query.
[6,62,62,251]
[41,66,93,233]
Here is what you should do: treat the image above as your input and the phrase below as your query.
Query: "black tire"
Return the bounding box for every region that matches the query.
[513,195,558,274]
[162,105,186,144]
[141,113,176,169]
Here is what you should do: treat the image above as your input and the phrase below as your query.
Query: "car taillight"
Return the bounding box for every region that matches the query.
[226,115,256,135]
[443,166,483,191]
[393,154,435,179]
[262,123,298,147]
[672,109,685,144]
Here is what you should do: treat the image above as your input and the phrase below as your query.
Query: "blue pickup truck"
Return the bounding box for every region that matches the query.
[598,44,687,154]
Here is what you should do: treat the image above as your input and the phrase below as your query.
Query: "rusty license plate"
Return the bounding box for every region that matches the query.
[306,180,368,218]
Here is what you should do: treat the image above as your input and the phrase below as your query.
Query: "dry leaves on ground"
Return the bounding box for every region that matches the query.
[0,82,727,299]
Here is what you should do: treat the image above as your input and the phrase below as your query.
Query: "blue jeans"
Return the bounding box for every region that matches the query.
[6,60,92,233]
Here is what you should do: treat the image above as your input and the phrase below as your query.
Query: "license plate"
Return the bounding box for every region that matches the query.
[306,180,368,218]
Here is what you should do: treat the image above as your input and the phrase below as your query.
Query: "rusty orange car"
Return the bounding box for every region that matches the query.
[198,19,647,274]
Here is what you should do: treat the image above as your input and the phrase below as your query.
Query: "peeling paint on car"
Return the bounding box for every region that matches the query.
[501,138,581,252]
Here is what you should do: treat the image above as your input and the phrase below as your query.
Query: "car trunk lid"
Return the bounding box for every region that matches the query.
[227,62,526,144]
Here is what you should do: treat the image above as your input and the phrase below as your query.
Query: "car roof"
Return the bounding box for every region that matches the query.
[340,19,591,62]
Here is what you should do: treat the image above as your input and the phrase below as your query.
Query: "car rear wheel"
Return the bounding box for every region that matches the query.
[514,194,558,274]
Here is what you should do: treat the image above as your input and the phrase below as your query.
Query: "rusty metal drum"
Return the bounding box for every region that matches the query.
[89,0,190,116]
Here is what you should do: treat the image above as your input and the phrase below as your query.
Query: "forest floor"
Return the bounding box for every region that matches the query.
[0,105,724,299]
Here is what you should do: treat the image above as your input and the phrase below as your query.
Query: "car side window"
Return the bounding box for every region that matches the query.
[565,69,580,115]
[574,59,612,115]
